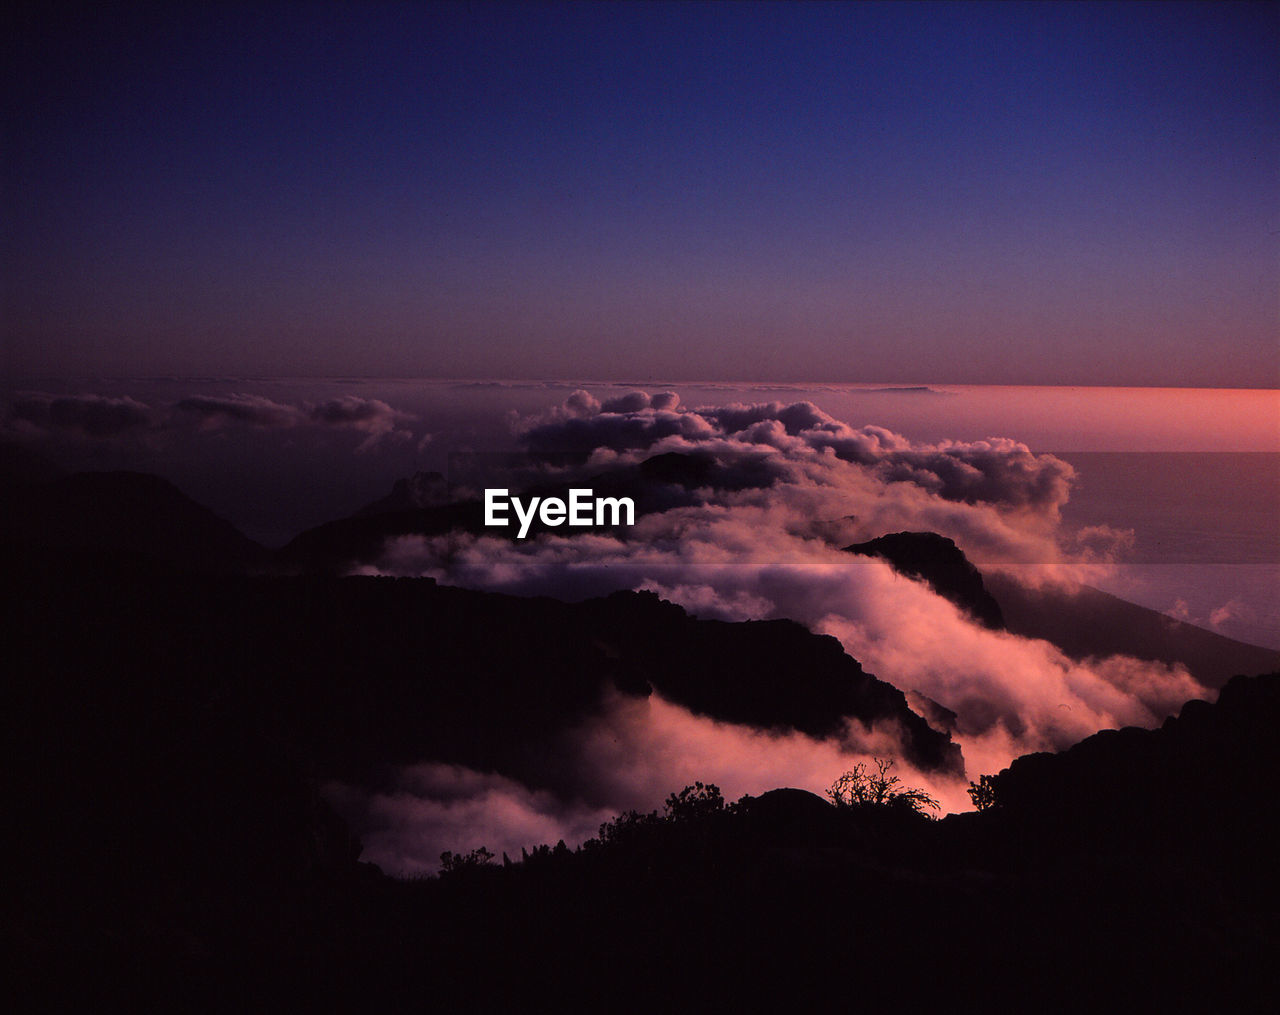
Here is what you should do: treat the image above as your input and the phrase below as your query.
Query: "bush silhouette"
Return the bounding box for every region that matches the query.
[439,846,496,874]
[967,773,1000,811]
[827,759,939,817]
[664,781,725,822]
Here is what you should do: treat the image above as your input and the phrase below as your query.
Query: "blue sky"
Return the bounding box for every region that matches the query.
[4,1,1277,385]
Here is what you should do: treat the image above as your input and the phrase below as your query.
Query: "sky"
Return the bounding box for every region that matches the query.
[3,1,1278,386]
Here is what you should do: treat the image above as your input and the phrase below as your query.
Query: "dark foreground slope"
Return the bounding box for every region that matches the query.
[7,476,1277,1009]
[13,633,1276,1010]
[379,673,1279,1011]
[3,547,954,781]
[7,543,962,1008]
[2,470,270,572]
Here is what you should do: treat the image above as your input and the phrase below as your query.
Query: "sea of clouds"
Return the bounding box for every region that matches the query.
[3,383,1228,871]
[334,390,1204,872]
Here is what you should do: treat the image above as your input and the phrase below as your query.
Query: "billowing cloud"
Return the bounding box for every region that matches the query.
[513,393,1078,536]
[342,525,1205,874]
[326,690,969,876]
[1210,599,1249,629]
[367,525,1197,742]
[1166,594,1260,637]
[338,389,1210,867]
[309,396,415,451]
[600,390,681,414]
[520,400,716,454]
[323,764,617,875]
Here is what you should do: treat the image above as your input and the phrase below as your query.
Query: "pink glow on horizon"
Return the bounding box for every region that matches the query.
[944,385,1280,452]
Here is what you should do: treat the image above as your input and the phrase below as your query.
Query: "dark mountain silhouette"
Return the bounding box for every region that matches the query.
[1,470,268,572]
[277,498,480,571]
[845,529,1279,687]
[281,469,658,572]
[6,542,957,1006]
[0,468,956,780]
[287,474,1278,697]
[280,452,781,571]
[395,671,1279,1009]
[636,448,780,492]
[844,530,1005,629]
[637,448,720,486]
[18,654,1271,1008]
[986,570,1280,688]
[0,439,63,486]
[3,545,956,784]
[354,469,450,514]
[422,671,1278,1009]
[577,590,959,771]
[9,519,1277,1008]
[972,671,1279,858]
[304,477,1280,691]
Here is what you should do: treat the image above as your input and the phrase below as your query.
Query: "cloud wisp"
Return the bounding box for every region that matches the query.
[326,689,968,876]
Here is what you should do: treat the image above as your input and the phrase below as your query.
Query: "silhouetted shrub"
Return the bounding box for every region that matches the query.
[439,846,496,874]
[967,773,1001,811]
[664,781,724,822]
[827,759,939,817]
[589,808,662,850]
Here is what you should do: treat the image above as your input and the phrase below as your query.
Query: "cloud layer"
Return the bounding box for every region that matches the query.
[326,690,961,876]
[11,394,154,437]
[8,391,419,452]
[341,391,1207,871]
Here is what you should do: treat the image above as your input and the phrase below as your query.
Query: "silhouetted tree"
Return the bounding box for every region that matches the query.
[439,846,496,874]
[827,759,939,816]
[664,781,724,822]
[967,773,1000,811]
[590,808,661,849]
